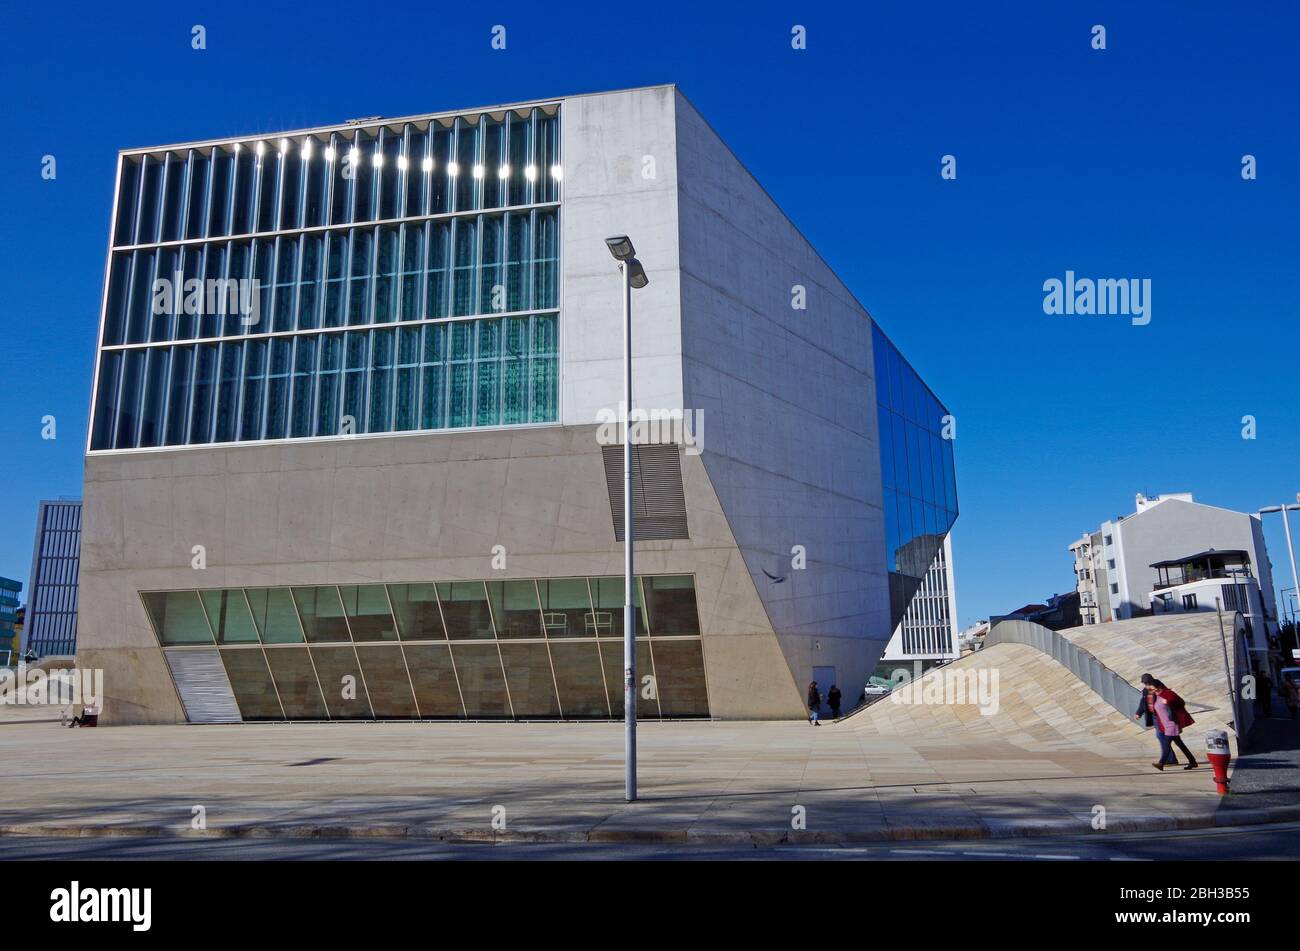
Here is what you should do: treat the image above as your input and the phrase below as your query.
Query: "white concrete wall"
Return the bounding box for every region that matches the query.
[559,86,684,426]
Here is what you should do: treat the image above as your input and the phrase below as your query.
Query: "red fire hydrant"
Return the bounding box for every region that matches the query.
[1205,729,1231,795]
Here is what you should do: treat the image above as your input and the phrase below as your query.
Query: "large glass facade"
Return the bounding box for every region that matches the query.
[91,106,561,450]
[872,323,958,631]
[146,574,709,721]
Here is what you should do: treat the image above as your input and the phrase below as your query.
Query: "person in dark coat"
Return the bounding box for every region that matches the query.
[807,681,822,726]
[1256,670,1274,717]
[827,685,843,719]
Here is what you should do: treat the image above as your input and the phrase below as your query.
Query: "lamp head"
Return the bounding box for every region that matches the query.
[628,258,649,289]
[605,235,636,262]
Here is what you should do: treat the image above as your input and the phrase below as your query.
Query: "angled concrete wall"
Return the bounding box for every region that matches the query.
[78,425,806,723]
[673,90,891,703]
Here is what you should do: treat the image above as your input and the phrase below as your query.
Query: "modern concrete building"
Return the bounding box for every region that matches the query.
[78,85,958,725]
[24,499,82,658]
[1069,492,1277,630]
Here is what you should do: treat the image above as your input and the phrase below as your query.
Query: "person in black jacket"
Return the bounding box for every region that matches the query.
[807,681,822,726]
[827,685,842,719]
[1134,673,1156,727]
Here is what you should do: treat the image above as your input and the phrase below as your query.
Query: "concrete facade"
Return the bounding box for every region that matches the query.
[77,86,951,724]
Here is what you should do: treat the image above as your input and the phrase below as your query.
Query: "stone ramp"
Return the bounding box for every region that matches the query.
[850,642,1151,761]
[1063,613,1237,738]
[846,613,1238,760]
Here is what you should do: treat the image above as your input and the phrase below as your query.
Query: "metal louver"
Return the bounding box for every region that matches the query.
[601,443,690,541]
[165,649,242,723]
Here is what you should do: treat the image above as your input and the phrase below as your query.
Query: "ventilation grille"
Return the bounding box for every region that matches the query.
[165,649,242,723]
[601,443,690,541]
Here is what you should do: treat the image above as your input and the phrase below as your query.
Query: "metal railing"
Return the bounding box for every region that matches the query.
[985,619,1142,721]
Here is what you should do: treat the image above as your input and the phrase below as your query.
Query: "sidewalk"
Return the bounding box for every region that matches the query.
[0,718,1290,845]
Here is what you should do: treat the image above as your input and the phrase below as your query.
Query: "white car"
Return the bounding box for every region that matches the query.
[863,682,892,697]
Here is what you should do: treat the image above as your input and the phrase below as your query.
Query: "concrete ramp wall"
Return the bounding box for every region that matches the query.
[851,612,1244,758]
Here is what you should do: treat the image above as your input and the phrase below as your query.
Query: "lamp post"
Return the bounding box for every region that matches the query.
[605,235,648,803]
[1259,502,1300,632]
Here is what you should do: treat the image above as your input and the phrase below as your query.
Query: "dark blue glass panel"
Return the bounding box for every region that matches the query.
[265,338,292,440]
[341,331,368,433]
[316,333,342,437]
[213,341,243,443]
[290,336,316,438]
[368,329,394,432]
[297,233,323,330]
[347,228,372,325]
[103,254,130,347]
[240,338,267,441]
[208,148,234,237]
[429,125,453,214]
[231,149,255,234]
[256,150,279,236]
[404,125,429,218]
[114,159,141,247]
[189,343,219,444]
[138,347,170,448]
[165,346,193,445]
[161,154,186,242]
[352,130,376,224]
[115,348,145,448]
[137,156,165,245]
[90,351,123,450]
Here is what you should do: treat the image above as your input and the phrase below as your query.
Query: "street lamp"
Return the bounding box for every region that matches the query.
[605,234,648,802]
[1259,502,1300,633]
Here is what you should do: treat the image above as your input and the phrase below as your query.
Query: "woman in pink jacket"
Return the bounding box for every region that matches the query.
[1150,679,1198,771]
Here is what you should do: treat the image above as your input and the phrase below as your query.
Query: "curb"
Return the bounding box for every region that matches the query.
[4,802,1300,845]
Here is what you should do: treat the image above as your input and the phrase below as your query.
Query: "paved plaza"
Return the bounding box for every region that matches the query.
[0,712,1276,845]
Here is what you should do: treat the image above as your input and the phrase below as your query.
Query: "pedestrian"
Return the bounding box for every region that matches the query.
[827,684,842,719]
[1134,673,1157,728]
[1256,669,1274,718]
[807,681,822,726]
[1149,679,1198,771]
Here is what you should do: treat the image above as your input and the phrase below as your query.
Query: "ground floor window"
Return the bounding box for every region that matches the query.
[148,574,709,721]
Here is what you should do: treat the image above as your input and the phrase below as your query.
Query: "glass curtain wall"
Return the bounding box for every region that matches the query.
[872,323,958,631]
[145,574,710,721]
[92,105,561,450]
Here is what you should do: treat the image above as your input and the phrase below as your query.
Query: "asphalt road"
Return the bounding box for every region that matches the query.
[2,821,1299,861]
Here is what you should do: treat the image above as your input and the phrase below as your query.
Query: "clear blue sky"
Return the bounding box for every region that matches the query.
[1,1,1297,628]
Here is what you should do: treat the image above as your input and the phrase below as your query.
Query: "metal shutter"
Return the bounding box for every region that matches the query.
[601,443,690,541]
[165,649,242,723]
